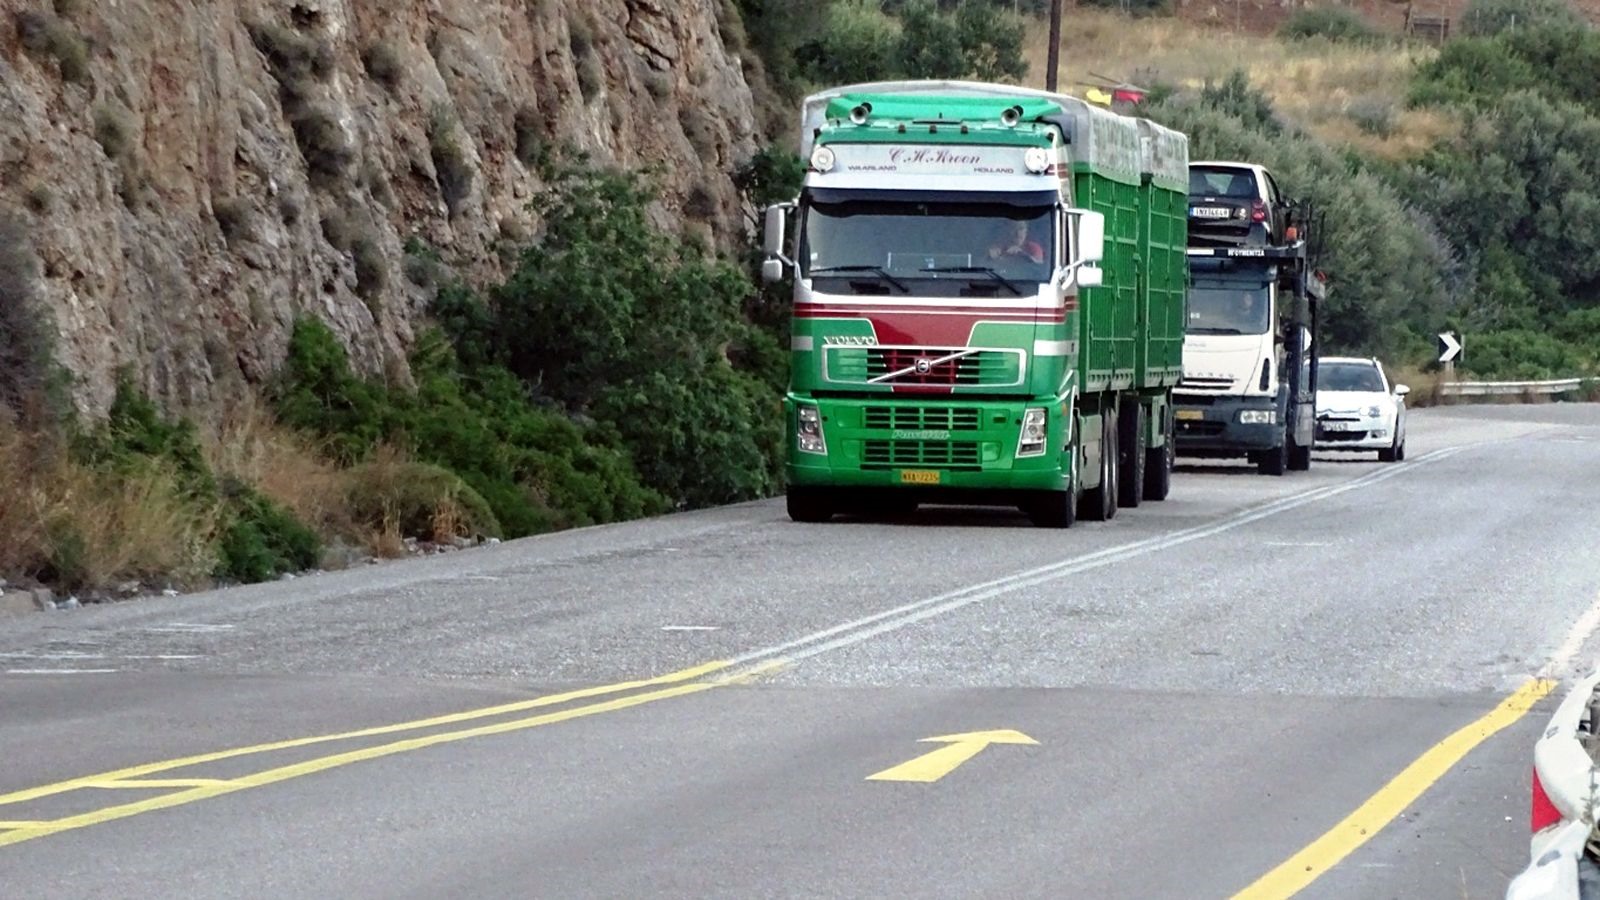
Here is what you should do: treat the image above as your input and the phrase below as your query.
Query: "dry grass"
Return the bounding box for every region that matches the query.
[1022,10,1457,160]
[0,422,218,590]
[201,396,350,536]
[1386,364,1446,407]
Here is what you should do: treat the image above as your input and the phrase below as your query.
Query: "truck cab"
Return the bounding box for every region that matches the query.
[1174,243,1323,474]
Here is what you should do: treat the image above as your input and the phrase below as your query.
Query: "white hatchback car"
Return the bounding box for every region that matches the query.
[1314,357,1409,461]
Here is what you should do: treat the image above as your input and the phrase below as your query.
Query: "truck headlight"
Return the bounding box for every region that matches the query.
[1017,407,1048,458]
[797,405,826,454]
[1238,409,1276,425]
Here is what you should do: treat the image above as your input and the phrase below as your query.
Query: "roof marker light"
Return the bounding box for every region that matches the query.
[1024,147,1050,173]
[810,145,835,172]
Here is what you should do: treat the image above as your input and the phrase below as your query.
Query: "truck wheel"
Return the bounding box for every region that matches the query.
[1080,409,1119,521]
[1118,401,1145,509]
[1026,488,1076,528]
[786,488,834,523]
[1288,433,1311,471]
[1258,435,1287,476]
[1143,404,1174,501]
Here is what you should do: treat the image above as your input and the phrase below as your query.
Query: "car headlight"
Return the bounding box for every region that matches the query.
[797,405,826,454]
[1365,405,1383,418]
[1017,407,1048,458]
[1238,409,1276,425]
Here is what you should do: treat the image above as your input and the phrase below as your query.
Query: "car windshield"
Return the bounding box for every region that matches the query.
[1186,281,1271,335]
[1320,362,1386,392]
[1190,168,1256,199]
[801,198,1053,288]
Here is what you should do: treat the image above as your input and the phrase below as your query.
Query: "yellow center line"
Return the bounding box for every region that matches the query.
[0,659,729,810]
[1231,677,1557,899]
[83,779,229,789]
[0,666,757,848]
[0,822,46,830]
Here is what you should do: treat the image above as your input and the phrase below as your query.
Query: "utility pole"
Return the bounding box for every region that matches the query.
[1046,0,1063,91]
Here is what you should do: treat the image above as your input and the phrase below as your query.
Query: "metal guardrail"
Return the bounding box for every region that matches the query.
[1440,378,1587,397]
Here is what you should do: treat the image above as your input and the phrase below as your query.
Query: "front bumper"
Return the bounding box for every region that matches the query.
[1173,393,1282,453]
[785,394,1072,496]
[1314,418,1393,450]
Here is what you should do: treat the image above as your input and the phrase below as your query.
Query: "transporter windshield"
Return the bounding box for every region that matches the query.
[801,194,1054,292]
[1187,281,1271,335]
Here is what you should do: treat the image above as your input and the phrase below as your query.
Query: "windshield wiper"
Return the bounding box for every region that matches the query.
[1187,326,1247,335]
[921,266,1022,297]
[809,265,908,293]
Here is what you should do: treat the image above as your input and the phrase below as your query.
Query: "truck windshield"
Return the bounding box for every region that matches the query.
[1187,282,1271,335]
[801,199,1053,289]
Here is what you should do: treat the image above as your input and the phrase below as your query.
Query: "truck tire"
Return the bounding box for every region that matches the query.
[1080,409,1119,521]
[1258,433,1288,476]
[1026,487,1076,528]
[786,487,834,523]
[1118,401,1146,509]
[1143,404,1174,501]
[1288,432,1311,471]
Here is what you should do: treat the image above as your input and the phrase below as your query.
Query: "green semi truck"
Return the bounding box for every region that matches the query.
[760,80,1189,527]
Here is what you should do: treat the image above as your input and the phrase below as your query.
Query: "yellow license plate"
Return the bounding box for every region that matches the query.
[899,470,942,485]
[1175,409,1205,421]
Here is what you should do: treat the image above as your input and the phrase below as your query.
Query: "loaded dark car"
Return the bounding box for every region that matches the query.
[1187,161,1292,247]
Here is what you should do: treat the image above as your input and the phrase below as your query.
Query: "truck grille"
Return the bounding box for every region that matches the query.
[824,346,1023,388]
[861,439,981,470]
[1178,376,1234,392]
[863,406,982,431]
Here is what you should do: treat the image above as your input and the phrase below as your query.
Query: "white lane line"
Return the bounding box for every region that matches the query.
[142,624,234,633]
[0,653,107,660]
[661,626,720,632]
[1541,588,1600,681]
[6,669,119,675]
[728,446,1466,671]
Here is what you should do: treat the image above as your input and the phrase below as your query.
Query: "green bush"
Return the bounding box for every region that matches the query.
[344,459,502,541]
[271,320,392,464]
[1461,0,1584,36]
[73,377,216,498]
[1459,329,1586,379]
[1278,9,1380,43]
[216,480,322,583]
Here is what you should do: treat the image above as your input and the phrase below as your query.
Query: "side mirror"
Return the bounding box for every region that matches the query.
[1069,208,1106,264]
[1075,266,1103,289]
[763,203,790,260]
[761,258,785,284]
[1394,384,1410,397]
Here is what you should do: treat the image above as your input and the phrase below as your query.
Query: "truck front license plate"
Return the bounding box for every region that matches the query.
[899,470,941,485]
[1175,409,1205,421]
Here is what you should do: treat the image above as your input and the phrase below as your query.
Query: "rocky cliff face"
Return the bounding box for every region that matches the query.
[0,0,762,419]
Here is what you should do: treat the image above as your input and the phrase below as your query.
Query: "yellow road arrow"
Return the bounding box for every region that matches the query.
[866,729,1039,783]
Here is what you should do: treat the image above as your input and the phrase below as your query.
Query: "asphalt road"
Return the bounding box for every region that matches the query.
[3,403,1600,898]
